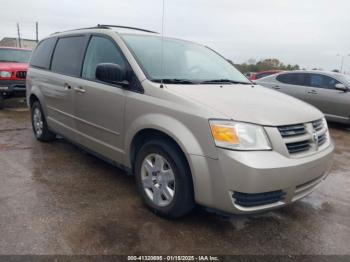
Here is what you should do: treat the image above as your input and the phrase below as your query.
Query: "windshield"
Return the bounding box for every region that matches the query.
[121,34,250,84]
[0,48,32,63]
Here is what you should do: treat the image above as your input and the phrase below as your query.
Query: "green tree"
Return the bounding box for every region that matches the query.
[234,58,300,74]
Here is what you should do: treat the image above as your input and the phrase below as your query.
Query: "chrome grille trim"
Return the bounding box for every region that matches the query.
[286,140,311,154]
[318,133,327,146]
[278,119,328,156]
[312,119,323,131]
[278,124,306,138]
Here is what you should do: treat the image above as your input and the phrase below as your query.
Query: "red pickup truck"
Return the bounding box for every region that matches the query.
[0,47,32,109]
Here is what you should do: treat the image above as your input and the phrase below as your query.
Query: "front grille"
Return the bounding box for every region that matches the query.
[16,71,27,79]
[286,140,311,154]
[232,190,285,207]
[312,119,323,131]
[278,119,328,156]
[318,133,327,146]
[278,124,306,138]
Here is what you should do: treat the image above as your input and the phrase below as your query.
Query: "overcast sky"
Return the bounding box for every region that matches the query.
[1,0,349,72]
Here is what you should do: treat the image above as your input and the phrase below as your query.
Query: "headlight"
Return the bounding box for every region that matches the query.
[0,71,12,78]
[209,120,272,151]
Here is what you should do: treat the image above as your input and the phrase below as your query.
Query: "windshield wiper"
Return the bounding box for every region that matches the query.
[151,79,197,84]
[200,79,251,85]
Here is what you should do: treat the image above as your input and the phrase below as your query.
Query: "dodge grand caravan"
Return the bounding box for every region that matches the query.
[27,25,334,218]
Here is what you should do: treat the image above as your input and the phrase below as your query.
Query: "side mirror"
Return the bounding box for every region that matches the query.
[335,83,349,92]
[96,63,129,87]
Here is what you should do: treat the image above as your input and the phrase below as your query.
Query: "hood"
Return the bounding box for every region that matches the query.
[0,62,28,71]
[165,84,323,126]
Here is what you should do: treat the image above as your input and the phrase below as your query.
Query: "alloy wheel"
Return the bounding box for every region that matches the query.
[141,153,176,207]
[33,107,44,137]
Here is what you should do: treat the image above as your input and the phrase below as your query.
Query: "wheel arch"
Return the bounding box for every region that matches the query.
[129,128,188,172]
[129,127,196,199]
[125,114,208,195]
[29,93,40,108]
[28,85,45,109]
[124,114,206,169]
[27,86,50,120]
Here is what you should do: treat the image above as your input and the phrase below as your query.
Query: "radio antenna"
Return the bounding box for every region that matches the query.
[160,0,165,88]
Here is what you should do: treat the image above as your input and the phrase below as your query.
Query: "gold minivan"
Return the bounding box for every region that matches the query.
[27,25,334,218]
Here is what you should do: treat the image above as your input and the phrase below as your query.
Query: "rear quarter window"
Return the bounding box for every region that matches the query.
[29,38,57,69]
[51,36,88,77]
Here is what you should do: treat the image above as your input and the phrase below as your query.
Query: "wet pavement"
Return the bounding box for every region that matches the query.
[0,100,349,255]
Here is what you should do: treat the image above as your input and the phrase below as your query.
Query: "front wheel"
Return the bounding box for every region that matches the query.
[135,139,195,218]
[31,101,56,142]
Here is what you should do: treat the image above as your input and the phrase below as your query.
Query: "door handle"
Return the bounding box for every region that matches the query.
[273,85,281,90]
[74,87,86,93]
[308,90,318,95]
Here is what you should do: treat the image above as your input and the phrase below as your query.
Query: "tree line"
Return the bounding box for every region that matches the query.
[227,58,300,74]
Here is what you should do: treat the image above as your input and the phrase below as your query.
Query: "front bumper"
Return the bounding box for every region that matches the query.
[0,80,26,97]
[189,142,334,215]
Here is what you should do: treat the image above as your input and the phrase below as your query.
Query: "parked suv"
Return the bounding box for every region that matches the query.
[256,70,350,125]
[0,47,31,109]
[27,26,334,218]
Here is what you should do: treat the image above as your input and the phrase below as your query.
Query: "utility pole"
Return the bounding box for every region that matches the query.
[16,23,22,48]
[35,22,39,43]
[337,54,350,74]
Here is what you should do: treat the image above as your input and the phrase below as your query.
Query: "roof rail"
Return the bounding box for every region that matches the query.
[51,26,108,35]
[97,24,159,34]
[51,25,158,36]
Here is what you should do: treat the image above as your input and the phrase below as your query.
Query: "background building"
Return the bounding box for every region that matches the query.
[0,37,37,49]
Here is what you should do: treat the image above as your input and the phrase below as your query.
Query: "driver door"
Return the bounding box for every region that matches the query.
[304,73,350,121]
[73,35,127,163]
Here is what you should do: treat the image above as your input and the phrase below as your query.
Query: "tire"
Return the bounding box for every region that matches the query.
[31,101,56,142]
[0,95,4,109]
[135,139,195,218]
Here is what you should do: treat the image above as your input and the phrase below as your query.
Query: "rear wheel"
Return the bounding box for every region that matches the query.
[135,139,194,218]
[31,101,56,142]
